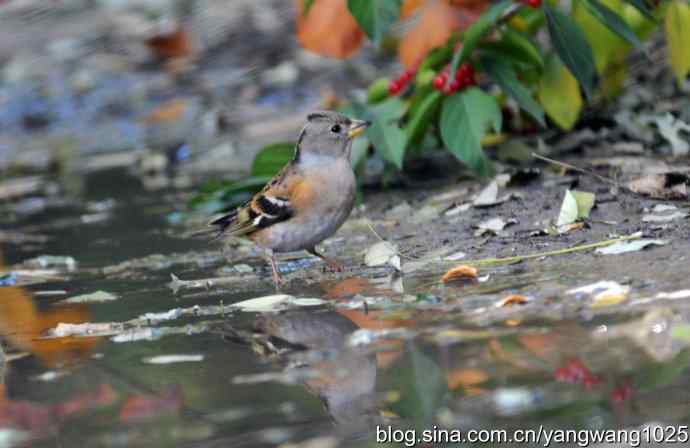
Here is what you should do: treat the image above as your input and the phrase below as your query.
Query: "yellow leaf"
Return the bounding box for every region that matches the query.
[537,55,583,130]
[572,0,629,73]
[666,0,690,85]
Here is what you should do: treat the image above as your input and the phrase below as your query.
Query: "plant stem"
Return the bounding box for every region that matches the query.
[455,232,642,267]
[531,152,619,187]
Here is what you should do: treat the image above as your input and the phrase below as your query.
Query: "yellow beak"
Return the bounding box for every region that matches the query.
[348,119,371,139]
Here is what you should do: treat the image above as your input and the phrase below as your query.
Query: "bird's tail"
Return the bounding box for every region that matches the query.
[185,210,237,240]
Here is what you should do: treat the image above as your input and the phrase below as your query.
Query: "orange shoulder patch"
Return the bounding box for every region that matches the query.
[288,178,316,211]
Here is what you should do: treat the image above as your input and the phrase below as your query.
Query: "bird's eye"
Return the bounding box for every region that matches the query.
[330,124,341,133]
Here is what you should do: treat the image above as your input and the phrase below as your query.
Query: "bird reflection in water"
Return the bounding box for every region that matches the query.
[222,308,380,440]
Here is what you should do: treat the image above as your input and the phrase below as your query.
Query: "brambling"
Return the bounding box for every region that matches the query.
[207,111,370,287]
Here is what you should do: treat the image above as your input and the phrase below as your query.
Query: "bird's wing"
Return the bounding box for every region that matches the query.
[208,164,313,238]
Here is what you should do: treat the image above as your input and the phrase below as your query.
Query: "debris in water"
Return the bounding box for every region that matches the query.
[62,290,118,304]
[142,354,204,364]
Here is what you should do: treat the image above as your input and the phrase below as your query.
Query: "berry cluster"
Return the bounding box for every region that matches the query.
[519,0,541,8]
[388,67,417,95]
[432,63,476,95]
[554,358,602,390]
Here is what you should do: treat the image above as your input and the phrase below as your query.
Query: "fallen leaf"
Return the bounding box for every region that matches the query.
[61,290,117,304]
[567,280,630,307]
[231,294,325,312]
[473,180,502,207]
[295,0,365,59]
[590,284,630,307]
[364,241,400,269]
[595,239,668,255]
[142,354,204,364]
[556,190,595,226]
[442,265,478,283]
[641,211,688,223]
[495,294,530,307]
[628,173,689,199]
[146,26,193,60]
[653,113,690,156]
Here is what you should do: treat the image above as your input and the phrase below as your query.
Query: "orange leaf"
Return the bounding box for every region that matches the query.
[496,294,530,307]
[398,0,484,68]
[295,0,365,59]
[441,264,478,283]
[146,27,192,60]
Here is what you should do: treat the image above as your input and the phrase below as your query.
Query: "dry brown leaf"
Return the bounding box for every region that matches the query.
[496,294,529,307]
[144,99,187,124]
[441,264,478,283]
[398,0,483,67]
[295,0,364,59]
[146,27,193,59]
[628,173,689,200]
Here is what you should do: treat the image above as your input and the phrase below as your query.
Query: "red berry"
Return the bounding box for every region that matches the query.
[449,79,460,91]
[432,76,444,90]
[388,81,401,95]
[442,84,454,95]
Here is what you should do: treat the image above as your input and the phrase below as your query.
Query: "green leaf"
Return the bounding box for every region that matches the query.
[481,56,545,126]
[582,0,645,53]
[573,0,629,73]
[347,0,402,42]
[666,0,690,85]
[405,90,443,149]
[622,0,655,21]
[500,28,544,70]
[448,0,512,83]
[353,98,407,169]
[537,54,583,130]
[440,87,501,177]
[251,142,294,177]
[543,2,597,98]
[303,0,315,16]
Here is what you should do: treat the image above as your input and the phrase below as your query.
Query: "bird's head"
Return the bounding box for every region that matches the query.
[295,111,370,164]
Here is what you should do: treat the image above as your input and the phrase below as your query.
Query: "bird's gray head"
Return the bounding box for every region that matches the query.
[294,111,370,164]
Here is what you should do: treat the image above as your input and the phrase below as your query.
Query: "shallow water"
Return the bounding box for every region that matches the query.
[2,168,690,448]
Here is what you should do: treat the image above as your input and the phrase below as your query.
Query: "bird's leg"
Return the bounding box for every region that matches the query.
[266,250,284,289]
[307,247,344,272]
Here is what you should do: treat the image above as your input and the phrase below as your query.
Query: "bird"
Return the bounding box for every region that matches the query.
[205,111,370,287]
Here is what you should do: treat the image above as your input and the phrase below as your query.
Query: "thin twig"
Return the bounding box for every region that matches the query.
[531,152,619,187]
[456,233,642,267]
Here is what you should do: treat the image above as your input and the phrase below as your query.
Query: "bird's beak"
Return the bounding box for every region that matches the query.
[348,119,371,139]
